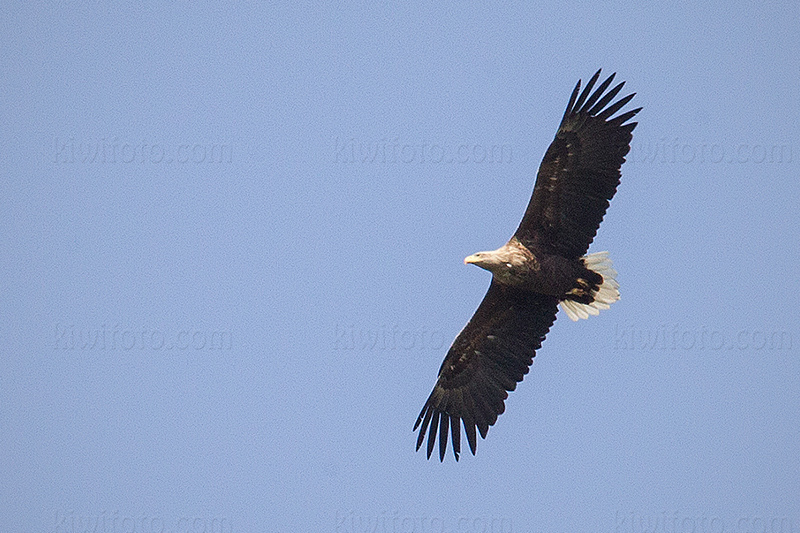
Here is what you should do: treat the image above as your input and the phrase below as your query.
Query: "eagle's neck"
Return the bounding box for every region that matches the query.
[489,237,539,285]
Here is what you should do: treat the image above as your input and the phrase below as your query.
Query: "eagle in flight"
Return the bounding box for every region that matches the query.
[414,70,641,461]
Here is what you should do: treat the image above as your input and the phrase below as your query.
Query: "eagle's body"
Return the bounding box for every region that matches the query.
[466,236,601,299]
[414,70,640,461]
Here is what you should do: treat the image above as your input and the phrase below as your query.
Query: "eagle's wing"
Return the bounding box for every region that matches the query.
[515,69,641,259]
[414,280,559,461]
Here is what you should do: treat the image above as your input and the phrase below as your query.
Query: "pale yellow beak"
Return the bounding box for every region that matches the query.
[464,253,480,265]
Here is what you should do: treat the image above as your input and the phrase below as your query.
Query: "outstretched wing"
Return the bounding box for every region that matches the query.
[515,69,641,259]
[414,281,559,461]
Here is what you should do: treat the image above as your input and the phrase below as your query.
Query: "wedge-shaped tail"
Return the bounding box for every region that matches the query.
[559,251,619,321]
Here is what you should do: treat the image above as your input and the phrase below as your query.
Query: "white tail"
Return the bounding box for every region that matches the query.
[559,251,620,321]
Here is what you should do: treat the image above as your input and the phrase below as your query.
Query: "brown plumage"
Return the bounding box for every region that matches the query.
[414,70,641,461]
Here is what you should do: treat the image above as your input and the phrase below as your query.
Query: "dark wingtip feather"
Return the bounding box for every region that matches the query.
[465,420,477,455]
[438,413,449,462]
[581,72,616,113]
[597,92,636,121]
[607,105,642,127]
[477,419,489,439]
[587,81,625,116]
[572,69,602,112]
[415,405,433,451]
[412,405,425,431]
[451,416,461,461]
[426,411,440,459]
[562,79,582,122]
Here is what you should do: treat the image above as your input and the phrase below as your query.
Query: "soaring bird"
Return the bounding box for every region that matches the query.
[414,69,640,461]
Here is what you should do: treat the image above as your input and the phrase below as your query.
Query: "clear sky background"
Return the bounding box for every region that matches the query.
[2,2,799,532]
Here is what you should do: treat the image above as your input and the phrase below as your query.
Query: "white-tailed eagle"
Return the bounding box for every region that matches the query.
[414,70,641,461]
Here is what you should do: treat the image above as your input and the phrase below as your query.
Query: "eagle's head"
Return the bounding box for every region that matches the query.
[463,250,508,272]
[464,237,534,279]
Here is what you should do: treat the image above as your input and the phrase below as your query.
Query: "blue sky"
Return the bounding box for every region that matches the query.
[2,2,799,532]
